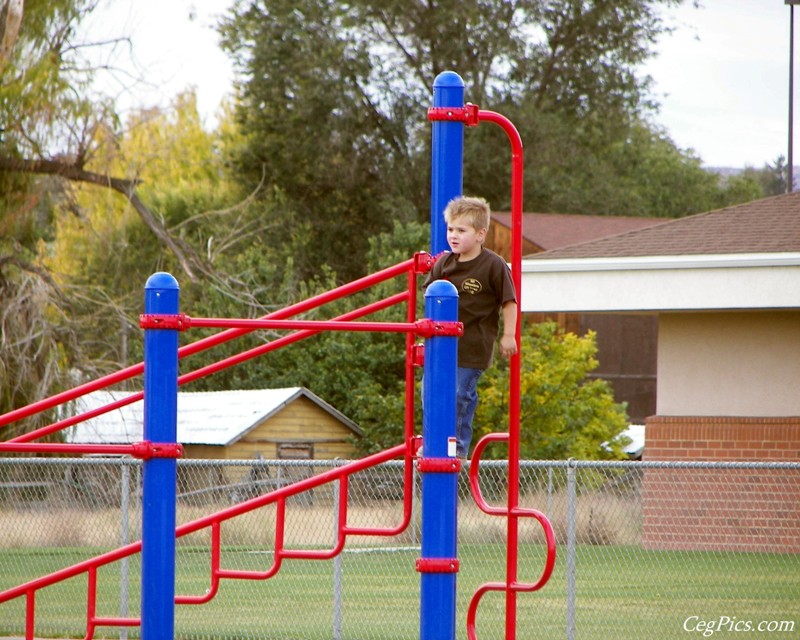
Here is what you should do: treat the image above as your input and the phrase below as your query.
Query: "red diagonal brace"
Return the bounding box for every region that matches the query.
[139,313,191,331]
[416,558,460,573]
[427,103,480,126]
[414,319,463,338]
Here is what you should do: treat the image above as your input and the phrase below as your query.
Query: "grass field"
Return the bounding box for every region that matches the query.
[1,543,797,639]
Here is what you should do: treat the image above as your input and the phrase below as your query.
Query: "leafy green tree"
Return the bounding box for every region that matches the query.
[737,157,788,198]
[475,322,630,460]
[45,93,291,376]
[219,0,763,284]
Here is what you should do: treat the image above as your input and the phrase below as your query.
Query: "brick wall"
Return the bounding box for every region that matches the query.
[642,416,800,553]
[645,416,800,461]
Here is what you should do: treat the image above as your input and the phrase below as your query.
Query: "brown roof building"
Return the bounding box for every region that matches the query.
[520,192,800,552]
[528,193,800,260]
[489,212,662,258]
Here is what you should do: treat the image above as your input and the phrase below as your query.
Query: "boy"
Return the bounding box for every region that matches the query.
[424,196,518,458]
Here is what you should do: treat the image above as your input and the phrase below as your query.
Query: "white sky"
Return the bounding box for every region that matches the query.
[85,0,794,169]
[641,0,791,169]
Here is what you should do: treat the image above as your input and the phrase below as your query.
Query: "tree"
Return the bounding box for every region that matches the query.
[0,0,284,427]
[0,0,217,285]
[475,322,630,460]
[219,0,759,287]
[737,157,787,198]
[219,0,429,282]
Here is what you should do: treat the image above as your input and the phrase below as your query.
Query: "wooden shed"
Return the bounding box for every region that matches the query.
[67,387,363,460]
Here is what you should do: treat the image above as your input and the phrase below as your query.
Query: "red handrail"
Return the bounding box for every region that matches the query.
[0,444,411,638]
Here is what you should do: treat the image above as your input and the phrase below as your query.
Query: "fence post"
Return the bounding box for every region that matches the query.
[566,460,577,640]
[419,279,460,640]
[141,272,180,640]
[430,71,465,254]
[120,462,131,640]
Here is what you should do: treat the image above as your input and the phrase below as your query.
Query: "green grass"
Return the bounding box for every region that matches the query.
[1,544,797,639]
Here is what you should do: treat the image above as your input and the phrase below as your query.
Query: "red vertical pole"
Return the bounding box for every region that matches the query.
[477,109,524,640]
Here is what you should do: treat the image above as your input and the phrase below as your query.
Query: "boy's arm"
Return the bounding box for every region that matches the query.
[499,301,518,358]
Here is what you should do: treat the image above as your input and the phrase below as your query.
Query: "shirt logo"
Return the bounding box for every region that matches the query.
[462,278,482,294]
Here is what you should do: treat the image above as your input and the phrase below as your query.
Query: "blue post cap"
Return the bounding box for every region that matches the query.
[424,279,458,300]
[433,71,465,90]
[145,272,179,291]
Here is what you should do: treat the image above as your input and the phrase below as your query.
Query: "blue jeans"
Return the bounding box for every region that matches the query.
[455,367,484,458]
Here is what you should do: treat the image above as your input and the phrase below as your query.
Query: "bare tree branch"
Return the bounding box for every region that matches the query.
[0,154,203,281]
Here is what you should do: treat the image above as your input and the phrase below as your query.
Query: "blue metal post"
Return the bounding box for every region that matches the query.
[430,71,465,255]
[141,272,180,640]
[420,279,459,640]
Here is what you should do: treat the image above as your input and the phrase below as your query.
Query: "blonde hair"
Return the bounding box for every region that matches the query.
[443,196,491,231]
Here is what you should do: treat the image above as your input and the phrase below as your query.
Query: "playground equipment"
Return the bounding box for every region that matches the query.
[0,71,555,640]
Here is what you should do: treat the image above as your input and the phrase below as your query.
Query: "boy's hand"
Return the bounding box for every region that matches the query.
[500,334,517,358]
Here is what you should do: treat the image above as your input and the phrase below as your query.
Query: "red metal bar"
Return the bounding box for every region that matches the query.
[468,433,510,517]
[2,252,427,636]
[25,590,34,640]
[0,441,183,458]
[139,313,191,330]
[415,558,459,573]
[0,540,144,604]
[427,104,480,126]
[1,252,426,637]
[0,257,423,433]
[479,108,525,640]
[462,108,550,640]
[416,458,461,473]
[138,315,463,338]
[176,291,411,388]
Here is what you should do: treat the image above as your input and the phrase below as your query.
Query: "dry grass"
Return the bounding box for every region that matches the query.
[518,488,642,546]
[0,487,640,550]
[0,499,415,550]
[0,508,129,548]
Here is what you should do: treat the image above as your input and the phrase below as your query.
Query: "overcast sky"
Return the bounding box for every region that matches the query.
[86,0,795,170]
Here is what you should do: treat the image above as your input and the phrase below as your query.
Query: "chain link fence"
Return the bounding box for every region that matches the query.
[1,457,798,639]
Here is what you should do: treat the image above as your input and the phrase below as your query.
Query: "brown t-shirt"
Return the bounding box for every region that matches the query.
[424,248,517,369]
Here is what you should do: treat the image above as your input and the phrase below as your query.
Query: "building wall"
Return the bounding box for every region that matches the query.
[582,314,657,424]
[657,311,800,416]
[642,416,800,552]
[484,222,538,262]
[645,312,800,551]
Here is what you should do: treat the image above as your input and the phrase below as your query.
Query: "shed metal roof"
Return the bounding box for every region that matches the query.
[67,388,363,446]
